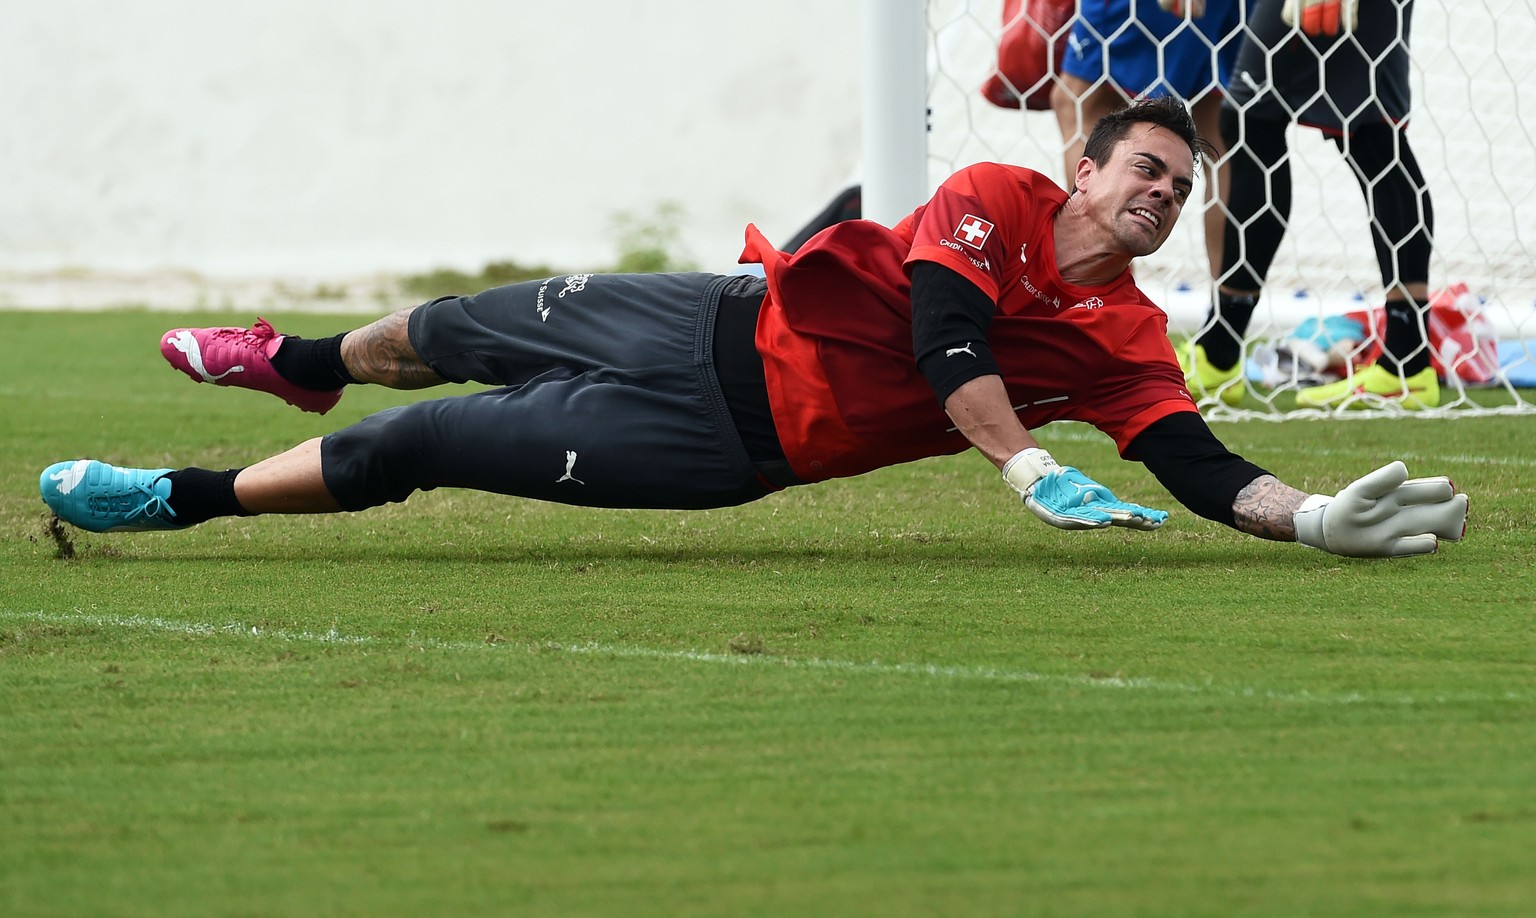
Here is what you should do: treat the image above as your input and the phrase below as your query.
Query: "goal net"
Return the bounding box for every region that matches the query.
[924,0,1536,417]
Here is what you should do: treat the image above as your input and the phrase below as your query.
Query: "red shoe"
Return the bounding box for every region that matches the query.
[160,318,343,414]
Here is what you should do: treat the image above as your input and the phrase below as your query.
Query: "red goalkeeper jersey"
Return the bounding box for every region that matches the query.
[739,161,1198,483]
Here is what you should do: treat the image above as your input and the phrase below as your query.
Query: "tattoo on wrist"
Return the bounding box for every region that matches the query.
[1232,475,1306,542]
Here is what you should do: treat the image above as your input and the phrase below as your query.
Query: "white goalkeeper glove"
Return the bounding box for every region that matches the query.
[1293,461,1467,558]
[1002,448,1169,531]
[1281,0,1358,36]
[1157,0,1206,17]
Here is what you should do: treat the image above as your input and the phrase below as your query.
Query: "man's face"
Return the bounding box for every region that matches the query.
[1074,124,1195,257]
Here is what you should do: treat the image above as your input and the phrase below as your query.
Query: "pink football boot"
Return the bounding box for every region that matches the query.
[160,317,343,414]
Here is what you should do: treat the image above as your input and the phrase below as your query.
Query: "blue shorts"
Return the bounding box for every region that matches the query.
[1062,0,1246,100]
[321,272,776,512]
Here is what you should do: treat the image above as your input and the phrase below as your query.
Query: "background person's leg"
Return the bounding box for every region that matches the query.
[1335,124,1435,376]
[1199,105,1293,371]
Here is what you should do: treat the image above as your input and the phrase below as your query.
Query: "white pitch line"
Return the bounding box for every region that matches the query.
[0,610,374,646]
[2,608,1528,707]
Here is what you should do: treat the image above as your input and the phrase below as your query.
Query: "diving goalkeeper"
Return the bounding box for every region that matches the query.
[41,98,1466,559]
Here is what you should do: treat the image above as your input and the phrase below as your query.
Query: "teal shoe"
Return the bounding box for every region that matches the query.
[40,460,183,532]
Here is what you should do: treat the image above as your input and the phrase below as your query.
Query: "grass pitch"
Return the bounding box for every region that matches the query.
[3,310,1534,917]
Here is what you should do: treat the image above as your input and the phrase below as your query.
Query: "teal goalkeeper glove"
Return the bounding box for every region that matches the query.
[1282,0,1357,36]
[1294,461,1467,558]
[1002,448,1169,532]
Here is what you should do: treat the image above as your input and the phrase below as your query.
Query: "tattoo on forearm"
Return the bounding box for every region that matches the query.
[342,307,446,389]
[1231,475,1308,542]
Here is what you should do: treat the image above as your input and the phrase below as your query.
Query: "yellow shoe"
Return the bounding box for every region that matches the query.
[1178,342,1245,407]
[1295,364,1440,410]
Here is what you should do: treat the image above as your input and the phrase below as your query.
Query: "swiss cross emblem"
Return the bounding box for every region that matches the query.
[954,214,994,249]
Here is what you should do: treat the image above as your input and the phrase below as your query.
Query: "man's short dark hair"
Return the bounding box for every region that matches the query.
[1081,96,1213,171]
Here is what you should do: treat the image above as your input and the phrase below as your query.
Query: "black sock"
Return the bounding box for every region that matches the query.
[1197,292,1258,371]
[269,334,357,390]
[1379,298,1432,377]
[163,468,253,526]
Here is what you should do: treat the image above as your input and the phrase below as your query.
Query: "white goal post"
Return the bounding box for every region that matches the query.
[864,0,1536,417]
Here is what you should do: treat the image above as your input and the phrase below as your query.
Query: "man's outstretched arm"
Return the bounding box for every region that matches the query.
[1131,413,1467,557]
[910,261,1167,532]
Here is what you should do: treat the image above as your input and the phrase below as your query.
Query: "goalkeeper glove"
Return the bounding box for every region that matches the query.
[1281,0,1358,36]
[1157,0,1206,16]
[1293,461,1468,558]
[1002,448,1169,531]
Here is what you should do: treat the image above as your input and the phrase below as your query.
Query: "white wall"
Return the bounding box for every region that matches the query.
[0,0,863,288]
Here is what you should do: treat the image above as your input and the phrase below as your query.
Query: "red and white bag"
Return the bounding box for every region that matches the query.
[981,0,1075,111]
[1344,283,1501,384]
